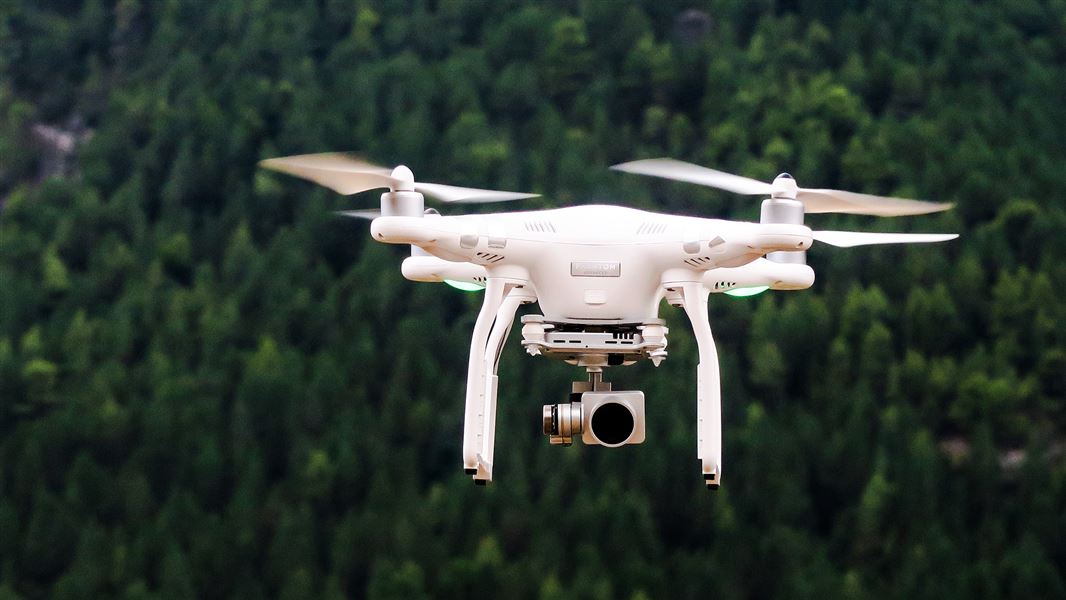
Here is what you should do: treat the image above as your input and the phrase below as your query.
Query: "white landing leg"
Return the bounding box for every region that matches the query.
[463,278,507,476]
[679,282,723,489]
[472,286,534,484]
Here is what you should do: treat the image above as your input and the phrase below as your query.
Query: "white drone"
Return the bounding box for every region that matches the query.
[261,153,957,489]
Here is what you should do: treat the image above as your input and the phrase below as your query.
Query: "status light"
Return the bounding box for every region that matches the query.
[444,279,486,292]
[724,285,770,297]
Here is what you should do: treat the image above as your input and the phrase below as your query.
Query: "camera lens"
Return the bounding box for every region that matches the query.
[542,405,557,435]
[590,402,634,445]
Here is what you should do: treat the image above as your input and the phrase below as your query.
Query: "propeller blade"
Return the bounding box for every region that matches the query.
[334,209,381,219]
[611,157,955,217]
[611,158,772,195]
[260,153,399,195]
[813,230,959,248]
[261,153,538,203]
[265,152,390,173]
[413,182,538,203]
[798,188,954,216]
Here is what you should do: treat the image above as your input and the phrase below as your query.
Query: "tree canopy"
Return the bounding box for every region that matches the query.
[1,0,1065,598]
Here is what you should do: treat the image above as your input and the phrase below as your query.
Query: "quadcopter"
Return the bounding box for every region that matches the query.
[260,153,957,489]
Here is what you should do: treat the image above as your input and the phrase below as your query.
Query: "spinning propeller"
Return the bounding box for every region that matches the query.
[260,153,539,219]
[611,158,952,216]
[810,230,957,247]
[611,158,957,249]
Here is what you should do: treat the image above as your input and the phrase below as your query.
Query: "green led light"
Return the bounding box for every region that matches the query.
[444,279,486,292]
[724,285,770,297]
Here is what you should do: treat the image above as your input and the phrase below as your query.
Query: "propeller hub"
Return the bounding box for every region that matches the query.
[390,165,415,191]
[770,173,798,199]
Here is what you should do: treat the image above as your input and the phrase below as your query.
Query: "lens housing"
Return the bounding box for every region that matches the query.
[580,391,645,447]
[542,402,582,445]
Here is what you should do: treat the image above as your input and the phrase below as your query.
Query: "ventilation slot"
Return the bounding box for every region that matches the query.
[476,252,505,263]
[636,222,667,235]
[525,220,557,233]
[683,256,713,268]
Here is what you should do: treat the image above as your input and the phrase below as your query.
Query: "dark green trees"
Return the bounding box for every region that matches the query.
[2,0,1065,597]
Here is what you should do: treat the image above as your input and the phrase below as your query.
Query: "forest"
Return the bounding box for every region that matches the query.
[1,0,1065,598]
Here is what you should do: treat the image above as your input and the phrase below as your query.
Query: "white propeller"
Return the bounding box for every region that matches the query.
[613,158,773,195]
[260,153,539,203]
[812,231,959,248]
[611,158,954,217]
[334,209,382,219]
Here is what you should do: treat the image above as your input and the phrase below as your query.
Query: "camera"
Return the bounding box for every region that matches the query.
[543,390,645,447]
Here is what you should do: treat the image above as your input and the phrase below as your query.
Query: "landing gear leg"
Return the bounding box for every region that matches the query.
[471,286,534,484]
[462,278,532,485]
[678,282,723,489]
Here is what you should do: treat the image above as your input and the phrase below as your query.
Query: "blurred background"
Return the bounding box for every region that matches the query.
[1,0,1065,598]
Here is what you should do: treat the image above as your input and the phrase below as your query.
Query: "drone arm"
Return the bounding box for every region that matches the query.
[704,258,815,293]
[371,216,484,264]
[400,255,488,284]
[679,282,723,487]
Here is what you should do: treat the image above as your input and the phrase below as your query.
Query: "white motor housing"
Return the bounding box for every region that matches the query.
[761,177,806,264]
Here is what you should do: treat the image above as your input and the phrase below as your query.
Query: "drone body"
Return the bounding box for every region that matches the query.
[372,204,813,323]
[261,154,957,489]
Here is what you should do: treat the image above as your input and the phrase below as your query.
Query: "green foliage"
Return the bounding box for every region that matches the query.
[2,0,1065,597]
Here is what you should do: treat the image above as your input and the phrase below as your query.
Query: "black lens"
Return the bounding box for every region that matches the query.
[590,402,634,445]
